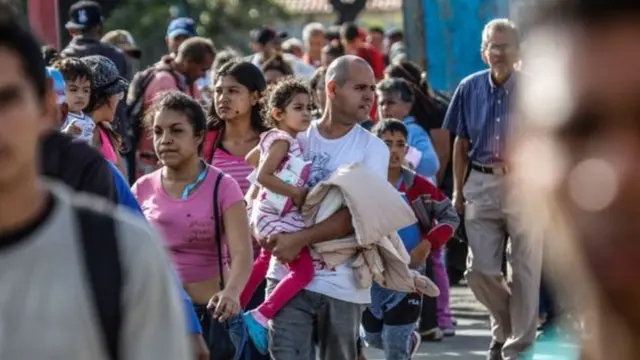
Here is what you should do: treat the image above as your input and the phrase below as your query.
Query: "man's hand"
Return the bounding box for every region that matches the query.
[190,334,209,360]
[267,232,306,264]
[410,240,431,267]
[452,191,465,214]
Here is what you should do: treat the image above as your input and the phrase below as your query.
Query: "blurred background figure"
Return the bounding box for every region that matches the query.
[42,45,59,66]
[102,29,142,74]
[301,22,325,67]
[513,1,640,360]
[282,37,304,58]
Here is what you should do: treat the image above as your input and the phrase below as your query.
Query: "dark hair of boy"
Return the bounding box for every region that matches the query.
[55,57,93,83]
[0,8,47,103]
[372,118,408,139]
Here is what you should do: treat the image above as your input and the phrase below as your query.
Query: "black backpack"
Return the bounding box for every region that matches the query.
[75,205,122,360]
[125,66,182,146]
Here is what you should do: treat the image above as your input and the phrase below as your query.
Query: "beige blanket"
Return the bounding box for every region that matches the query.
[303,163,440,297]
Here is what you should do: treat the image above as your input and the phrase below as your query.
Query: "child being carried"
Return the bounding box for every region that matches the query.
[241,79,315,355]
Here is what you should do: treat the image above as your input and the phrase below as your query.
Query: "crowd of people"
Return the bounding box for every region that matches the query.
[6,0,640,359]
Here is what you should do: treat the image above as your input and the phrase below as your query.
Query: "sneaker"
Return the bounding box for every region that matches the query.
[420,327,443,342]
[243,311,269,355]
[442,327,456,337]
[409,331,421,358]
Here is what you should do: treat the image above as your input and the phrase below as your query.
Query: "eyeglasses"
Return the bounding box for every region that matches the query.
[487,43,517,54]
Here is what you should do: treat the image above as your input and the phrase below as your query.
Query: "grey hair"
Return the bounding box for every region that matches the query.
[481,18,519,51]
[376,77,415,104]
[325,55,369,87]
[302,22,326,45]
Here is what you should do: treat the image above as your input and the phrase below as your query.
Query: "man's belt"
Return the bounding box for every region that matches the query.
[471,162,508,175]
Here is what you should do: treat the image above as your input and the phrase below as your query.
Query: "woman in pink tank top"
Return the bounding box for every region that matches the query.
[82,55,128,177]
[203,60,271,194]
[202,60,274,341]
[132,91,253,354]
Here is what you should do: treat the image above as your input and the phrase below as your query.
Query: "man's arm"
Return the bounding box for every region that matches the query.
[120,221,190,360]
[452,137,470,205]
[301,138,390,246]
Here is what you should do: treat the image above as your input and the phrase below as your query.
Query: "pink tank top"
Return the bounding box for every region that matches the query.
[99,127,118,164]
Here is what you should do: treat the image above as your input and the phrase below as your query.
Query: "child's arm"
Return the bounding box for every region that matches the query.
[245,146,260,168]
[257,140,305,202]
[422,180,459,249]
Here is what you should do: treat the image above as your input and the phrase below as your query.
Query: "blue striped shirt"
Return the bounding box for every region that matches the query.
[442,69,516,165]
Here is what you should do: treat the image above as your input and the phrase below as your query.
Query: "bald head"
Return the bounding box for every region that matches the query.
[324,55,375,123]
[325,55,372,87]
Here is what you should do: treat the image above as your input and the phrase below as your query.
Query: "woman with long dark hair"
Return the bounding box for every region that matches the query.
[384,61,451,186]
[203,60,270,193]
[202,62,271,359]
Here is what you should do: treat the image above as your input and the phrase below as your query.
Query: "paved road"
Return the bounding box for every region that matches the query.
[363,284,492,360]
[362,284,581,360]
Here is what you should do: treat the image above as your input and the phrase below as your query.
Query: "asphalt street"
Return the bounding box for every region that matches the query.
[363,284,492,360]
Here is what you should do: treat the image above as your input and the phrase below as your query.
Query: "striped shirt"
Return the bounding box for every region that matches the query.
[211,149,252,194]
[442,69,517,165]
[253,129,306,237]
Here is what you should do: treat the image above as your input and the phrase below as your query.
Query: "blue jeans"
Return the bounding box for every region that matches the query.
[360,283,422,360]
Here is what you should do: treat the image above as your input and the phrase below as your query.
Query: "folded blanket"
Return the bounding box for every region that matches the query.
[303,163,439,297]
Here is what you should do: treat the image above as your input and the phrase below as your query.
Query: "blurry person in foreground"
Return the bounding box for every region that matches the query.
[0,10,189,360]
[511,1,640,359]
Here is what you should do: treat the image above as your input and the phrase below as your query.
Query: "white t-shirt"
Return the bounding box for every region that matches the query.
[267,121,390,304]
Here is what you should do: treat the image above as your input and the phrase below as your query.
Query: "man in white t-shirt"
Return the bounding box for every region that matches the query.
[264,55,389,360]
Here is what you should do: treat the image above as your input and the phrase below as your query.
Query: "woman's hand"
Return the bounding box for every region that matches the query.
[207,289,241,322]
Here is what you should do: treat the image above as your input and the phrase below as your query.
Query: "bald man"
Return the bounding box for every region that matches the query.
[263,55,390,360]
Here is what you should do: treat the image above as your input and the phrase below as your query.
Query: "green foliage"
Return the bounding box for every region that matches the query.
[104,0,290,67]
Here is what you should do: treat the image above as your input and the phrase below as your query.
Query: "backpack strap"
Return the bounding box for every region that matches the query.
[212,172,225,290]
[76,206,122,360]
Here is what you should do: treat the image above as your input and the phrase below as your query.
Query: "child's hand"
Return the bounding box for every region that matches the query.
[410,240,431,267]
[62,120,82,136]
[292,187,309,208]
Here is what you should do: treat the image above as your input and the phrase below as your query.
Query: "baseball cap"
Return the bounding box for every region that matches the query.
[82,55,129,95]
[251,27,288,45]
[46,67,66,105]
[65,1,104,30]
[102,30,142,59]
[167,17,196,39]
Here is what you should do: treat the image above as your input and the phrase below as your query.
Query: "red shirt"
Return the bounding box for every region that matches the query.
[398,172,456,249]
